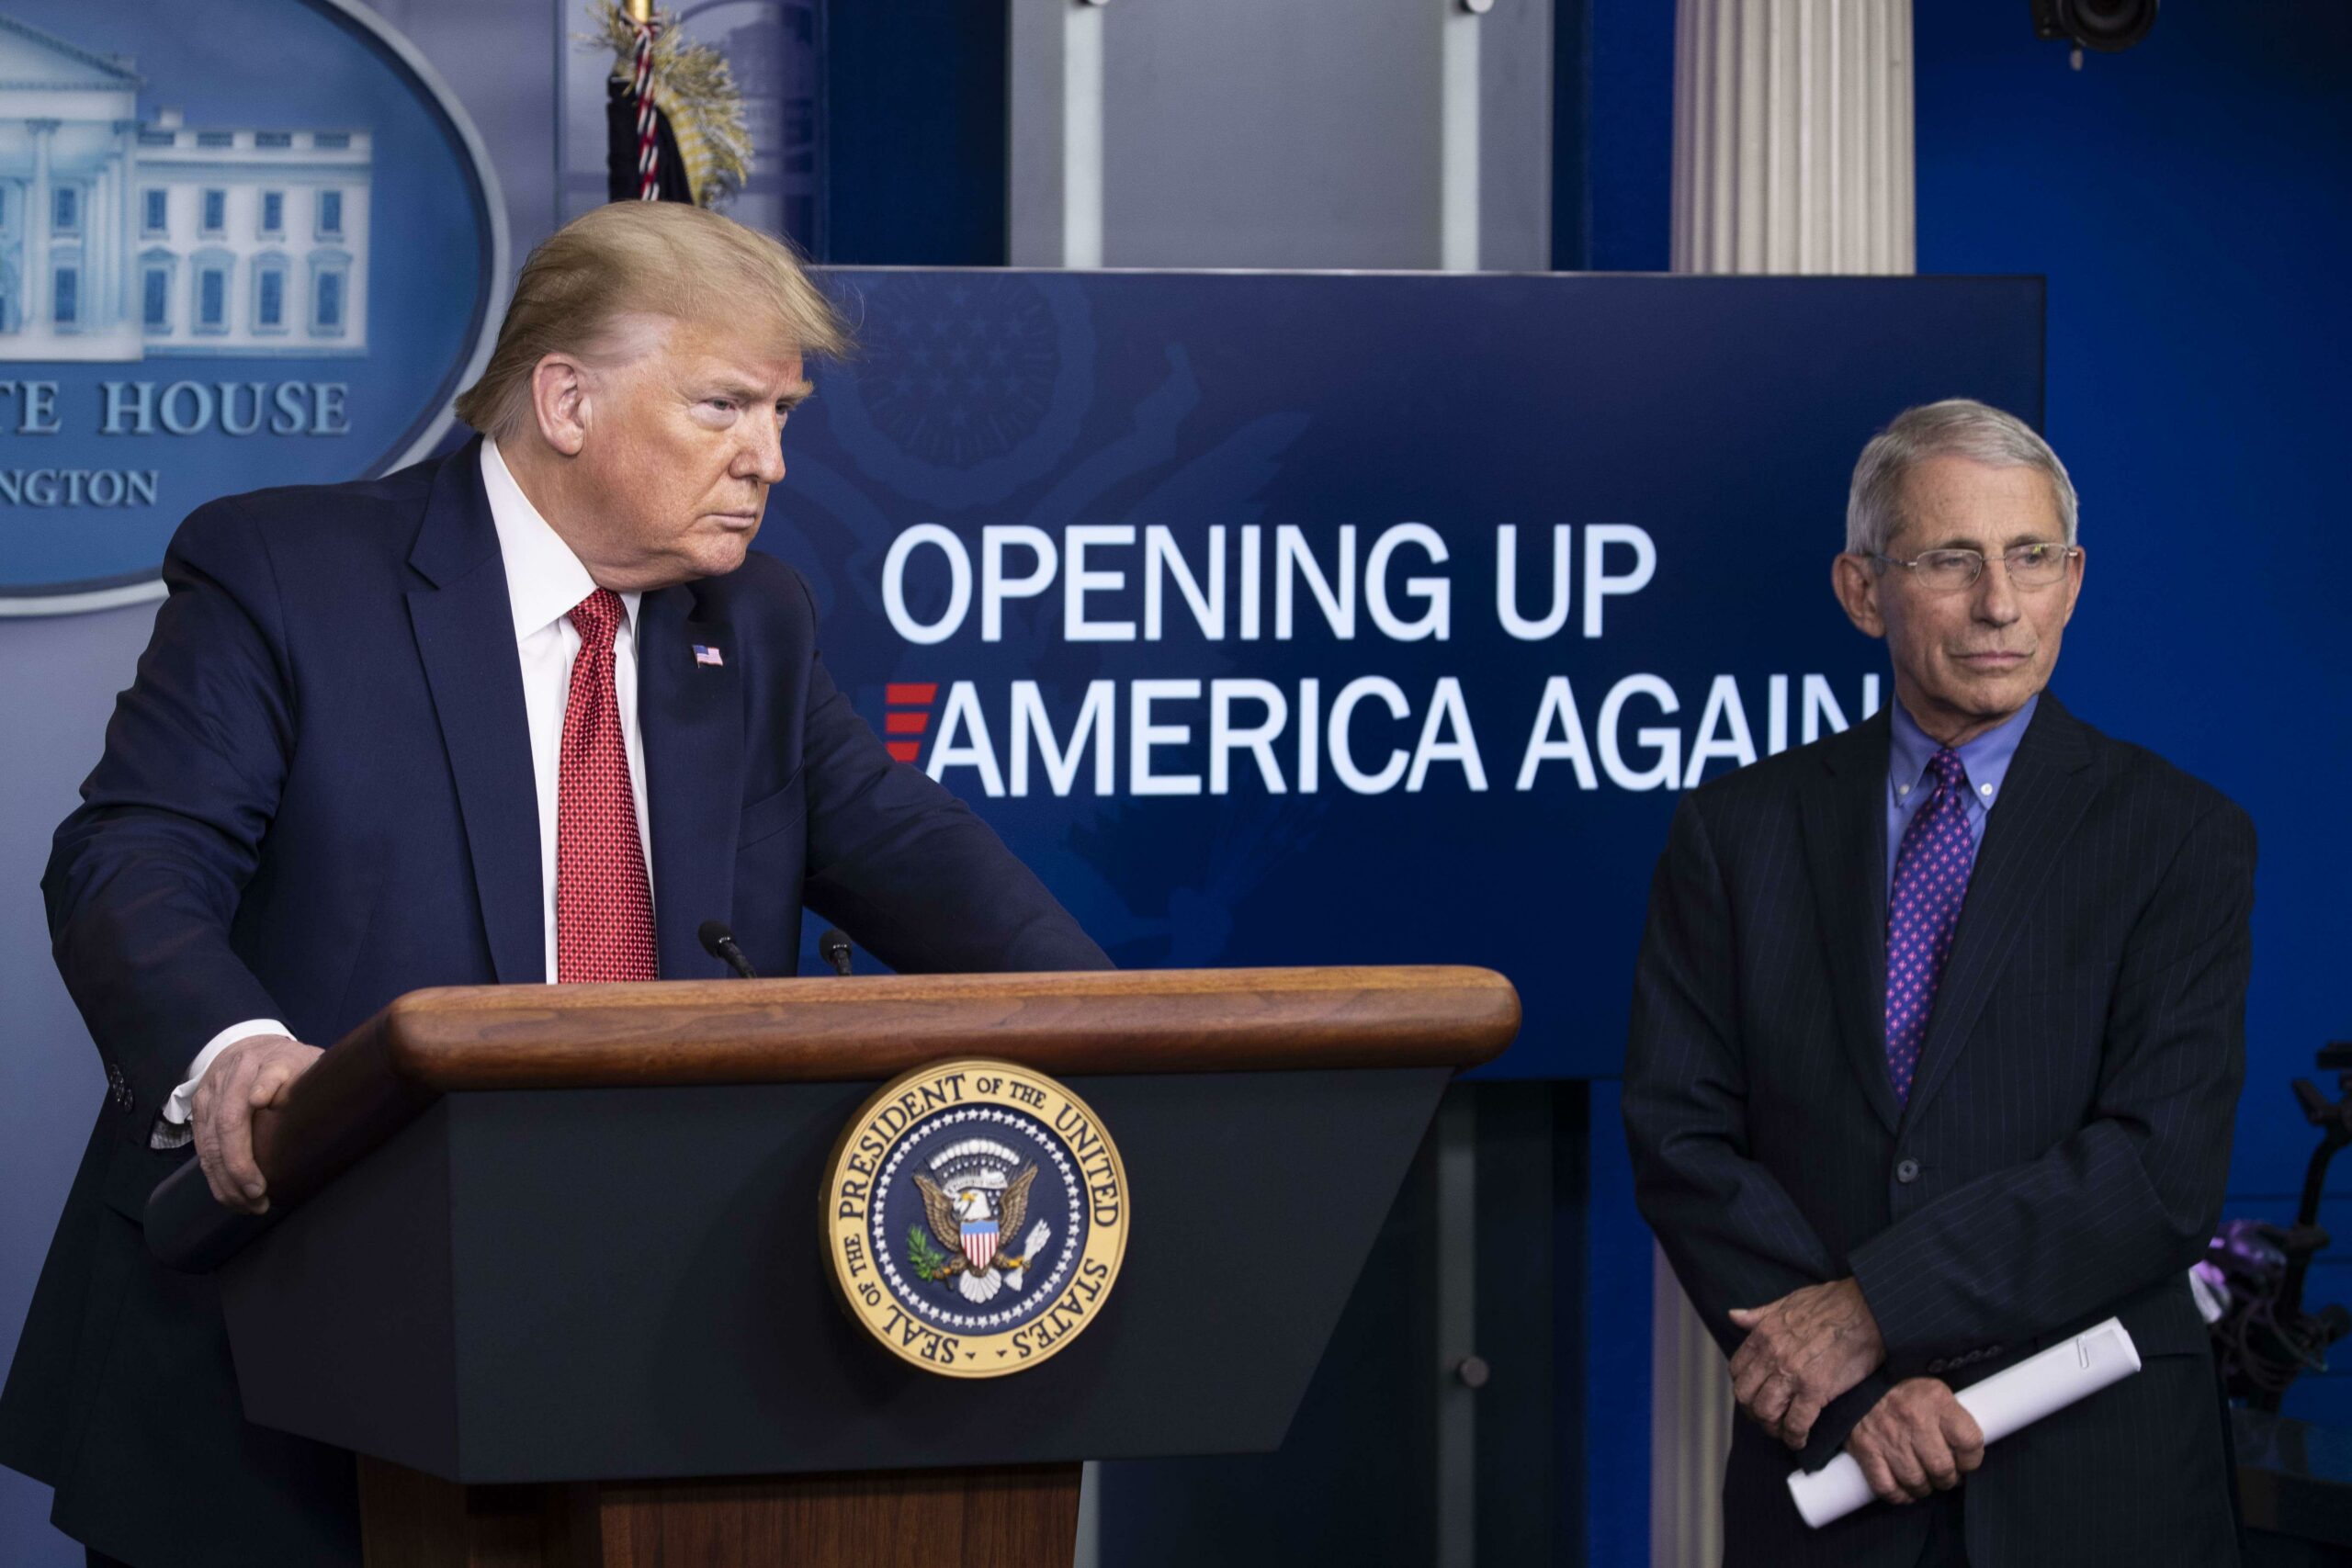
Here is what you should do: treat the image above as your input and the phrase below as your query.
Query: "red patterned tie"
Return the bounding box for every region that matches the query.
[556,589,657,983]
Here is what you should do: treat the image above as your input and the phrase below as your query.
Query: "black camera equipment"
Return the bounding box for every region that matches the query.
[2030,0,2159,56]
[2202,1043,2352,1410]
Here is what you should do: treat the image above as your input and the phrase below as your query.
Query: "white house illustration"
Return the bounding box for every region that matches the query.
[0,13,371,362]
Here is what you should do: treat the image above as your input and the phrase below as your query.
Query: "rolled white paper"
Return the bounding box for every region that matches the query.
[1786,1317,2142,1529]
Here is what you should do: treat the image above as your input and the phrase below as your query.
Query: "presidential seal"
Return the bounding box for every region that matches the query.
[824,1058,1127,1377]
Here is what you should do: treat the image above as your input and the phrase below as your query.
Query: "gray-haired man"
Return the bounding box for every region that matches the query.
[1625,400,2250,1564]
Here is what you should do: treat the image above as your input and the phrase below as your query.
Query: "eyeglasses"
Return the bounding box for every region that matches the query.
[1870,542,2080,593]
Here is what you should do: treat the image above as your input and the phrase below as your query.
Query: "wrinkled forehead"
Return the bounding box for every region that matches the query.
[1893,457,2064,548]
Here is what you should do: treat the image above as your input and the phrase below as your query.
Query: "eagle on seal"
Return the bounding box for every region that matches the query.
[916,1163,1047,1304]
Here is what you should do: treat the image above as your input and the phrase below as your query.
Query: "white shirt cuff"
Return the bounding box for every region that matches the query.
[163,1019,291,1125]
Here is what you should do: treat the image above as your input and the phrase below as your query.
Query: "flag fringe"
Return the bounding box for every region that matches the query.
[581,1,752,206]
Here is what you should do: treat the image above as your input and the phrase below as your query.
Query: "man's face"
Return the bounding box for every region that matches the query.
[565,316,810,592]
[1832,455,2086,746]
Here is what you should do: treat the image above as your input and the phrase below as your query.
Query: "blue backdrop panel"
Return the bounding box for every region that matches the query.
[763,271,2044,1077]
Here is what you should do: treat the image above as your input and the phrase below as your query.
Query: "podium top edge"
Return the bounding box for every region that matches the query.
[149,966,1520,1273]
[372,964,1522,1090]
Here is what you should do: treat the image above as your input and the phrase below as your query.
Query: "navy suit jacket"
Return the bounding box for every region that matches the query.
[1623,694,2253,1567]
[0,440,1106,1566]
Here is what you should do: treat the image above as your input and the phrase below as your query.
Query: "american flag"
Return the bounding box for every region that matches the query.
[692,644,724,667]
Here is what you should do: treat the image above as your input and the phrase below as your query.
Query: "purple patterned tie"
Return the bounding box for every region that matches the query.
[1885,748,1975,1104]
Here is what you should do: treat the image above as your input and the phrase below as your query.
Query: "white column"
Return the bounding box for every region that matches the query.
[90,164,113,331]
[1649,1244,1732,1568]
[1671,0,1915,275]
[1651,6,1916,1565]
[117,122,139,321]
[1439,0,1481,272]
[1007,0,1103,268]
[1059,1,1103,268]
[26,118,54,329]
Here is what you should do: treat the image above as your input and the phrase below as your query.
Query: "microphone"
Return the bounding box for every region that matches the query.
[696,920,758,979]
[819,928,854,976]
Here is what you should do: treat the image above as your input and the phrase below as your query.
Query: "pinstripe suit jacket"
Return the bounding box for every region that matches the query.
[1623,694,2253,1566]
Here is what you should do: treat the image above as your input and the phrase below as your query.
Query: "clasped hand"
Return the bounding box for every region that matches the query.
[1846,1378,1984,1505]
[1728,1280,1985,1506]
[191,1033,322,1214]
[1725,1277,1884,1450]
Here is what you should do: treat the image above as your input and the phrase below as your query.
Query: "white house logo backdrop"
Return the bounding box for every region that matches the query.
[826,1059,1128,1378]
[0,0,503,613]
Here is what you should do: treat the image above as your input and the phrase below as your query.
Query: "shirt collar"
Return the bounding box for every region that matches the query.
[481,439,640,644]
[1889,692,2039,810]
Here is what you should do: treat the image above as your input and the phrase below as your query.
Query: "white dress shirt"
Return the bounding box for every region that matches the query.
[164,439,655,1123]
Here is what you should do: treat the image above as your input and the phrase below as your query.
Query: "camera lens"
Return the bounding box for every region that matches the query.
[2056,0,2158,53]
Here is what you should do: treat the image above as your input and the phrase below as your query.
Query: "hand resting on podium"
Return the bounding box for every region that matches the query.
[190,1033,322,1214]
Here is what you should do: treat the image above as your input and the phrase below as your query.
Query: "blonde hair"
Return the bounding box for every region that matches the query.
[454,202,852,440]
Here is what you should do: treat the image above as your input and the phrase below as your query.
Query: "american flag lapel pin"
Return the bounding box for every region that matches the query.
[692,643,725,668]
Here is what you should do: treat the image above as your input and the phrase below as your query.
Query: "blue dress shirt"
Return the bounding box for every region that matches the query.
[1884,693,2038,905]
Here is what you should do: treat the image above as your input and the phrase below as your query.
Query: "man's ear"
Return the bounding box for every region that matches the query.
[2056,543,2086,628]
[1832,553,1886,638]
[528,354,594,457]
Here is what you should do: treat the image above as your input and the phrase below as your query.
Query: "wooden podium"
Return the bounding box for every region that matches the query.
[145,966,1518,1567]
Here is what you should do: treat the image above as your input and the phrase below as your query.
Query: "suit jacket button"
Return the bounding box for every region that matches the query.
[1928,1358,1949,1374]
[1895,1157,1921,1184]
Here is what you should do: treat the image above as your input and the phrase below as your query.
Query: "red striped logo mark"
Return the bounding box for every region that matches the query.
[883,682,937,764]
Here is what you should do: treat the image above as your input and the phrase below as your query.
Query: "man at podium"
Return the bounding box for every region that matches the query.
[0,202,1107,1568]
